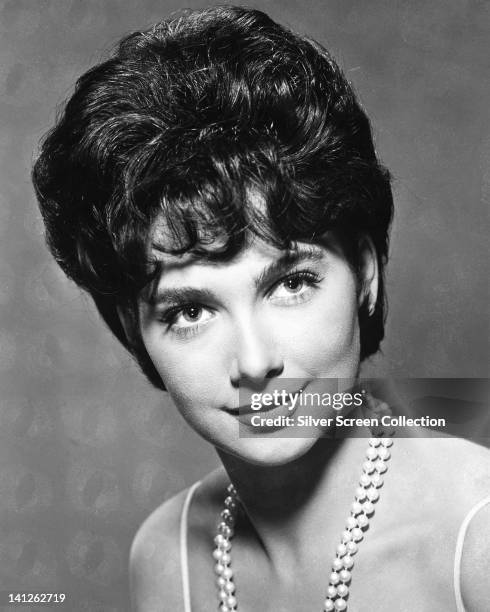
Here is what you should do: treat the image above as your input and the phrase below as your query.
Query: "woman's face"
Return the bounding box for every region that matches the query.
[138,230,377,466]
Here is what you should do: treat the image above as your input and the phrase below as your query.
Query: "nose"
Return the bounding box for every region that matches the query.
[230,317,284,387]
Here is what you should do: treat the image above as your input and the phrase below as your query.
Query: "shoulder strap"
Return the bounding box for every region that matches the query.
[180,481,202,612]
[454,495,490,611]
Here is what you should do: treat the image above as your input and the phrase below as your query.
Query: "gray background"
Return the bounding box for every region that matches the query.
[0,0,488,610]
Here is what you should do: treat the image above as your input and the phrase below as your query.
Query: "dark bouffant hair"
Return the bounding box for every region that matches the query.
[32,6,394,389]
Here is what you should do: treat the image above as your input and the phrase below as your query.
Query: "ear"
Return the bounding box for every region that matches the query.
[357,236,379,315]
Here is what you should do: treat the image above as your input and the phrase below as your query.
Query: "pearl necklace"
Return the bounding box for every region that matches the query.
[213,437,393,611]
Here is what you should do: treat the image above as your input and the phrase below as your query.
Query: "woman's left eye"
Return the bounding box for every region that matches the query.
[270,271,321,303]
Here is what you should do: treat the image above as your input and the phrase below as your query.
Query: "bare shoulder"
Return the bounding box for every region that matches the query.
[129,487,188,611]
[397,437,490,609]
[398,436,490,502]
[459,496,490,612]
[129,468,228,612]
[448,438,490,611]
[442,437,490,502]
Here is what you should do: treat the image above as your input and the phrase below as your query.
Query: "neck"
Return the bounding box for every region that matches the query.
[216,435,370,570]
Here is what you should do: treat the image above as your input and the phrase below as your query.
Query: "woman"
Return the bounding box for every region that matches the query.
[32,6,489,611]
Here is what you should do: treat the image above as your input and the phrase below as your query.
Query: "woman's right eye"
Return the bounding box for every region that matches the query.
[160,304,215,334]
[178,305,204,323]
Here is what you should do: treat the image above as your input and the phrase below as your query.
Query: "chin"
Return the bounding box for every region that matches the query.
[220,434,321,467]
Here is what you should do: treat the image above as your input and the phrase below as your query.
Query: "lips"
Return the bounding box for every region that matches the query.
[226,384,308,424]
[229,392,299,415]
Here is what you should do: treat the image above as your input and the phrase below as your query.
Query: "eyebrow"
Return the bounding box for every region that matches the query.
[253,245,325,289]
[149,286,217,307]
[149,244,325,306]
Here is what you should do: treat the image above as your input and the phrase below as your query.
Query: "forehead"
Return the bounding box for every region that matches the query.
[151,236,321,269]
[139,240,324,309]
[144,229,347,300]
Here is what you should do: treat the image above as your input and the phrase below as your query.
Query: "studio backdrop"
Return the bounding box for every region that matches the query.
[0,1,488,610]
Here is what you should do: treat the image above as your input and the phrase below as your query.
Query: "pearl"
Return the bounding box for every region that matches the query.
[366,488,379,502]
[360,473,371,487]
[221,509,235,524]
[335,598,347,610]
[336,543,347,556]
[341,530,352,542]
[355,486,367,500]
[217,539,231,551]
[332,558,343,571]
[222,567,233,580]
[378,447,390,460]
[357,514,369,528]
[352,527,363,541]
[218,522,233,537]
[221,552,231,565]
[362,460,375,473]
[346,516,357,529]
[366,447,378,460]
[346,541,358,554]
[224,496,237,510]
[214,438,393,612]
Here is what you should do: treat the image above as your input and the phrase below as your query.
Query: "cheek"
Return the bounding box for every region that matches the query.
[142,331,228,410]
[281,272,360,370]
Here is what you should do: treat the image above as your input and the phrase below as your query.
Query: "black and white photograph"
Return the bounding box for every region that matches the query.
[0,1,489,611]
